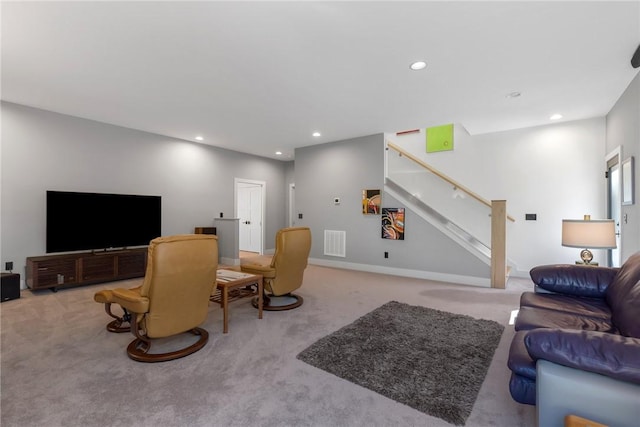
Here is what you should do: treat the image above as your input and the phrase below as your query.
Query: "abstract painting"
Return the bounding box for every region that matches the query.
[362,189,381,214]
[382,208,405,240]
[426,123,454,153]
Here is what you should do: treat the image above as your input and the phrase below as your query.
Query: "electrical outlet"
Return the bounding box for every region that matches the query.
[384,252,389,259]
[5,261,13,271]
[298,213,303,219]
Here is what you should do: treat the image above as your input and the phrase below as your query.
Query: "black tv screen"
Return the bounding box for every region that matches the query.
[46,191,161,253]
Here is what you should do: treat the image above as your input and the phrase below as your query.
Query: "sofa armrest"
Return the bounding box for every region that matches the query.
[536,360,640,427]
[525,329,640,384]
[529,264,618,298]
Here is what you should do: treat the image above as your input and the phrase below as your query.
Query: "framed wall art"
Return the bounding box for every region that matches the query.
[426,123,454,153]
[362,189,381,214]
[381,208,405,240]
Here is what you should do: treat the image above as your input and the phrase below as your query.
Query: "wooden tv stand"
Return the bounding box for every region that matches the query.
[26,248,148,292]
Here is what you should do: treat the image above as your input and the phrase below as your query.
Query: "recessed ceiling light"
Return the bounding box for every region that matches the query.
[312,132,321,137]
[410,61,427,70]
[550,114,563,120]
[195,136,204,141]
[275,151,282,155]
[505,91,521,98]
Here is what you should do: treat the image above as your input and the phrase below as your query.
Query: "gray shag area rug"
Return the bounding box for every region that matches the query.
[297,301,505,426]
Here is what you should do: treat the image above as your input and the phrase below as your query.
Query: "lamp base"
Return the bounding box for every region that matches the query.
[579,249,594,264]
[575,261,599,266]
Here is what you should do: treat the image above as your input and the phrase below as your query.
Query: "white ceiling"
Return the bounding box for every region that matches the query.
[2,1,639,160]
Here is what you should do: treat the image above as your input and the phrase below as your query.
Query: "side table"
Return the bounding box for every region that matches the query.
[211,269,263,333]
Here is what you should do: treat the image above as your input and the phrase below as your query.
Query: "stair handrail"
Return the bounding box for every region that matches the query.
[387,141,515,222]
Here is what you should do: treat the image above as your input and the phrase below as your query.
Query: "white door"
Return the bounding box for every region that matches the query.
[608,162,622,267]
[236,181,263,253]
[289,183,295,227]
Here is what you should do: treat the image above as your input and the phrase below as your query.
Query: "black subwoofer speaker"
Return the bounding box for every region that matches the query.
[1,273,21,302]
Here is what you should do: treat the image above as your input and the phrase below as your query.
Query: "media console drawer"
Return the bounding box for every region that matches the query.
[27,256,78,289]
[117,252,146,277]
[27,248,147,291]
[81,256,115,282]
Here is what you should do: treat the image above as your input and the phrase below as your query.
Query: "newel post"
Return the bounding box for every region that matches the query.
[491,200,507,289]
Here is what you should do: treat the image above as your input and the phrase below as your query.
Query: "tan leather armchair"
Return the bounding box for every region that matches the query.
[240,227,311,310]
[94,286,141,333]
[94,234,218,362]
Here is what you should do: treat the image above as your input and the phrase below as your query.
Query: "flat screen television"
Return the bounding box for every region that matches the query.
[46,191,161,253]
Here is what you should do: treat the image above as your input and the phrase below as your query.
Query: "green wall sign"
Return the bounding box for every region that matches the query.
[426,124,454,153]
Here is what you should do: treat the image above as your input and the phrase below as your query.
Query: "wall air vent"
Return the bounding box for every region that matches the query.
[324,230,346,257]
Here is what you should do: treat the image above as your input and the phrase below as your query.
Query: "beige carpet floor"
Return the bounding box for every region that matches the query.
[1,263,536,426]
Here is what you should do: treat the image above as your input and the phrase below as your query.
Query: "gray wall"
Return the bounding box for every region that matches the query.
[294,134,488,281]
[1,102,288,285]
[606,72,640,260]
[3,69,638,290]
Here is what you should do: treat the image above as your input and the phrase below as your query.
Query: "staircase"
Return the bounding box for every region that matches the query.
[385,141,513,288]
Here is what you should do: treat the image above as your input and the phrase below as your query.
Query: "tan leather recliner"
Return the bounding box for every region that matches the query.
[240,227,311,310]
[94,234,218,362]
[94,286,141,333]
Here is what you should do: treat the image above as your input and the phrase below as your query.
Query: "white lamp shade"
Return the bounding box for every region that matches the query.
[561,219,616,249]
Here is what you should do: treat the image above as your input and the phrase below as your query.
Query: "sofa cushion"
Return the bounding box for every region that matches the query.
[606,252,640,338]
[525,329,640,385]
[507,330,537,380]
[515,306,617,333]
[509,372,536,405]
[520,292,611,319]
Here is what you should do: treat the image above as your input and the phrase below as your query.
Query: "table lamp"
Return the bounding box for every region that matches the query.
[561,215,616,264]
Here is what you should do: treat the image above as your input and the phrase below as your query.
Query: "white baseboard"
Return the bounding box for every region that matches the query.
[308,258,491,288]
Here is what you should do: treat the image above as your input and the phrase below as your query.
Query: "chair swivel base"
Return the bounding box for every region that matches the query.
[106,319,131,333]
[252,293,303,311]
[103,303,132,333]
[126,327,209,363]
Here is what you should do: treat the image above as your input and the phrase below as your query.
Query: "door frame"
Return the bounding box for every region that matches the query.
[234,178,266,255]
[605,146,622,267]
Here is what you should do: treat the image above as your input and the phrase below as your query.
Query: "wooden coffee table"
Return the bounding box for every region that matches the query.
[210,269,263,333]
